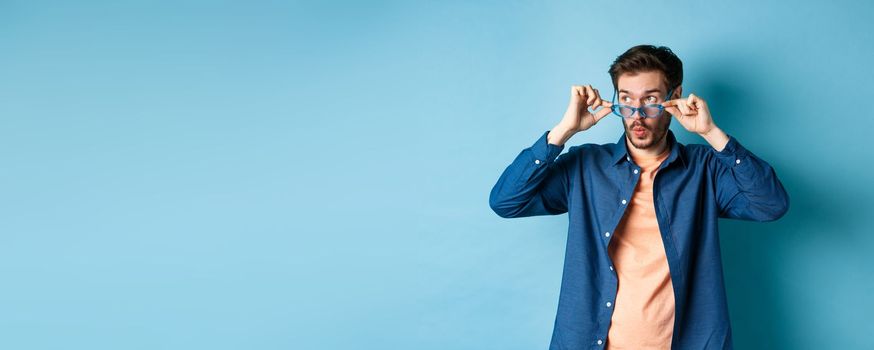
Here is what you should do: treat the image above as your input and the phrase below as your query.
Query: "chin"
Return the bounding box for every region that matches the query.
[625,131,646,143]
[633,141,655,149]
[627,134,657,149]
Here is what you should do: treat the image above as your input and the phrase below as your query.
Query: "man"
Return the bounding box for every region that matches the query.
[488,45,789,349]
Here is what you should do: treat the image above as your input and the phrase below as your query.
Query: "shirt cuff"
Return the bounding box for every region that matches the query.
[712,134,750,167]
[529,130,565,165]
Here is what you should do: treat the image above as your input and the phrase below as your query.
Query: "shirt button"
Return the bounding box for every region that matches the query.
[735,159,741,164]
[606,301,612,307]
[621,199,627,205]
[597,339,603,345]
[534,159,541,164]
[633,169,639,174]
[609,265,614,271]
[604,232,610,237]
[626,156,631,161]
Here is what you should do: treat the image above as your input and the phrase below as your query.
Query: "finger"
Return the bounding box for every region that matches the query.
[664,106,681,117]
[690,94,706,110]
[573,85,587,102]
[687,93,698,111]
[591,93,603,111]
[584,85,596,106]
[600,100,613,108]
[662,99,678,107]
[594,105,612,121]
[676,100,692,116]
[681,100,698,116]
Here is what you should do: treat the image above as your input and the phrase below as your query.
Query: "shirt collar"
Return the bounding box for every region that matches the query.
[611,129,687,169]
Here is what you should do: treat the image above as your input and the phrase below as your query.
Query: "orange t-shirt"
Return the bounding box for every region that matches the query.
[606,147,675,349]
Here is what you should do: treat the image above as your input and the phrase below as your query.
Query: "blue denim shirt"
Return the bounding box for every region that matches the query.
[489,129,789,349]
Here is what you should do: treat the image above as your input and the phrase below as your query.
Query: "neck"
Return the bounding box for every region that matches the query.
[626,135,670,159]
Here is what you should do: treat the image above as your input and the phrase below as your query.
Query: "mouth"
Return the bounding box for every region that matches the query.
[632,126,648,137]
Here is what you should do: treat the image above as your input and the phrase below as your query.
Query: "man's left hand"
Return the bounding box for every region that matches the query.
[663,94,729,151]
[662,93,717,135]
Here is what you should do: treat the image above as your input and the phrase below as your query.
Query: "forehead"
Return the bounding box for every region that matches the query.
[617,71,666,95]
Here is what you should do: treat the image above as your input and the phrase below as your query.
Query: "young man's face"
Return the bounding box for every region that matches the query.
[616,71,679,150]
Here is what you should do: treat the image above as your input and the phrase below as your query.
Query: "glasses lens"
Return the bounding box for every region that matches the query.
[641,105,664,118]
[618,106,636,118]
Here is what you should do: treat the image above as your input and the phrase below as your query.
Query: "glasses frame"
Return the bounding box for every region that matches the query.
[610,87,675,119]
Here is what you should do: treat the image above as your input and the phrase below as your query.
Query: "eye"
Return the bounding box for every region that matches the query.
[622,96,630,102]
[646,96,657,102]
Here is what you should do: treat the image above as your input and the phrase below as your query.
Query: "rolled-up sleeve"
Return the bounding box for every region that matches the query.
[711,134,790,221]
[489,130,571,218]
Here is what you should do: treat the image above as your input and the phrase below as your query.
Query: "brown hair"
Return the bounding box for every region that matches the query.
[608,45,683,94]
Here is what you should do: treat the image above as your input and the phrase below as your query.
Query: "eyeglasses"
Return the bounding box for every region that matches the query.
[610,87,675,119]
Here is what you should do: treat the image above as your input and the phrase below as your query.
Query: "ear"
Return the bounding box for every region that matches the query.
[672,85,682,99]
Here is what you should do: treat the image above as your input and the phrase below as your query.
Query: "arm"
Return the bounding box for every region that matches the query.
[488,129,573,218]
[488,84,611,218]
[707,130,790,221]
[664,94,789,221]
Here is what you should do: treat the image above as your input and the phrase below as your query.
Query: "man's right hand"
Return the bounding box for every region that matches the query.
[548,85,613,146]
[563,84,613,132]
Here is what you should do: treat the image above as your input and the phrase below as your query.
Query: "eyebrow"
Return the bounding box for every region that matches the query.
[618,89,662,96]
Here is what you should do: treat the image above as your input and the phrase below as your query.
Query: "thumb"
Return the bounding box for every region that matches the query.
[594,105,613,121]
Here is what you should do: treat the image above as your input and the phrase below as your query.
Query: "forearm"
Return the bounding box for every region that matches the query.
[712,133,790,221]
[700,126,730,152]
[548,123,577,147]
[489,130,569,218]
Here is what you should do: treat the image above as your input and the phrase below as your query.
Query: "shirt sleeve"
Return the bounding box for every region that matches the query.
[710,134,790,221]
[489,129,571,218]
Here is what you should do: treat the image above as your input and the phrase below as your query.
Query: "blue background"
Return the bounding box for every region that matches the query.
[1,1,872,349]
